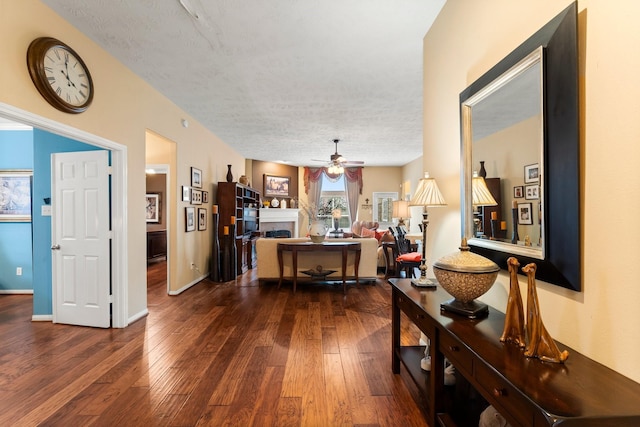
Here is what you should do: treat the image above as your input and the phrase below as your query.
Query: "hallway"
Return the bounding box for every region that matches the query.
[0,266,426,426]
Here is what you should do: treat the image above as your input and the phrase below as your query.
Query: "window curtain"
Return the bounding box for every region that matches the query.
[303,167,323,210]
[304,167,363,223]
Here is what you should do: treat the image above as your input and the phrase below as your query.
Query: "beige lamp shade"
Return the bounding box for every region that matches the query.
[392,200,410,218]
[409,172,447,207]
[472,172,497,206]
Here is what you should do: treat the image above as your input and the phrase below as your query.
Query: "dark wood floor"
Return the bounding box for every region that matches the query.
[0,261,427,426]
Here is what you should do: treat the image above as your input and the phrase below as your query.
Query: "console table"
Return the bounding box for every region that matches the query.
[277,241,361,293]
[389,278,640,427]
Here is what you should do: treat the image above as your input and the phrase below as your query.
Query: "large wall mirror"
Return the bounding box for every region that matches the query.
[460,2,580,291]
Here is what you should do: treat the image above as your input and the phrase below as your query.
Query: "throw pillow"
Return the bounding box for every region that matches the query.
[397,252,421,262]
[360,227,376,238]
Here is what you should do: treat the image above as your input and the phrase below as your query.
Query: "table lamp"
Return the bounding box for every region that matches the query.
[392,200,410,228]
[408,172,446,287]
[471,171,497,236]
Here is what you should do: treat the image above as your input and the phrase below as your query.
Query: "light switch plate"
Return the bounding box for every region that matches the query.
[41,205,52,216]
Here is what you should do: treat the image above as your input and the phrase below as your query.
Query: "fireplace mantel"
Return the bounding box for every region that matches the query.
[260,208,299,237]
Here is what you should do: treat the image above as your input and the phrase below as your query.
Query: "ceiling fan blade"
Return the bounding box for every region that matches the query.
[343,160,365,165]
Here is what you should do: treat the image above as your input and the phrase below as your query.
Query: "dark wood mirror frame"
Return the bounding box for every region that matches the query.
[460,2,580,291]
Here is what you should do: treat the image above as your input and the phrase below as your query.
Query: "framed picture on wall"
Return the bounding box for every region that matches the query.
[202,191,209,204]
[191,188,202,205]
[185,207,195,232]
[198,208,207,231]
[182,185,191,202]
[191,167,202,188]
[525,184,539,200]
[513,186,524,198]
[0,170,32,222]
[145,193,160,223]
[517,202,533,225]
[264,174,290,197]
[524,163,539,183]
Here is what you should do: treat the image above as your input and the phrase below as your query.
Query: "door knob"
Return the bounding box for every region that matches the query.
[51,244,61,250]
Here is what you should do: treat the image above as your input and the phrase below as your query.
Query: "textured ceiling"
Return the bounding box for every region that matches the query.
[40,0,445,167]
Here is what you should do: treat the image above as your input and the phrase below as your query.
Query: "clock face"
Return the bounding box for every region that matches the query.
[27,37,94,114]
[43,45,91,108]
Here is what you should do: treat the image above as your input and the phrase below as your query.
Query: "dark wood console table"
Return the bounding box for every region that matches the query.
[277,241,361,293]
[389,278,640,427]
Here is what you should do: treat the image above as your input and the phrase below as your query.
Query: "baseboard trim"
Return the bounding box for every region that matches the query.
[128,308,149,325]
[169,274,207,295]
[32,314,53,322]
[0,289,34,294]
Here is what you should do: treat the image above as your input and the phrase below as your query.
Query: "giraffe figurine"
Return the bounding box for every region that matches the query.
[499,257,526,348]
[522,263,569,363]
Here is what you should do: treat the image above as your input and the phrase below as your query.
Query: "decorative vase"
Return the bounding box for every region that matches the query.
[511,206,520,244]
[229,223,237,278]
[210,211,221,282]
[479,160,487,178]
[226,164,233,182]
[221,226,231,281]
[239,175,248,185]
[308,219,328,243]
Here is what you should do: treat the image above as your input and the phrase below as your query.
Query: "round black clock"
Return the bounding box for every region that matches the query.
[26,37,94,114]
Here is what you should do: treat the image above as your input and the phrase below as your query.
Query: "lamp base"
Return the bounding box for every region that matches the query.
[411,277,437,289]
[440,298,489,319]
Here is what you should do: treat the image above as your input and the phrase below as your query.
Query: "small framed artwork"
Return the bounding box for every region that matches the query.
[145,193,160,223]
[191,167,202,188]
[202,191,209,204]
[191,188,202,205]
[185,207,196,232]
[198,208,207,231]
[182,185,191,202]
[517,202,533,225]
[513,186,524,198]
[264,174,290,197]
[525,184,539,200]
[0,170,32,222]
[524,163,539,183]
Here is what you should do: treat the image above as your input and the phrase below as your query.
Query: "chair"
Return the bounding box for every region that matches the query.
[384,226,421,279]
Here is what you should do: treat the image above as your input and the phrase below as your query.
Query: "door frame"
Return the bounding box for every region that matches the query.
[0,102,128,328]
[145,163,171,293]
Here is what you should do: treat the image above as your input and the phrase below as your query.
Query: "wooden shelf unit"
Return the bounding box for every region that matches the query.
[217,182,260,275]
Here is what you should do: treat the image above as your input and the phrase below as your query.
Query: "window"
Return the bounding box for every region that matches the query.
[319,173,350,230]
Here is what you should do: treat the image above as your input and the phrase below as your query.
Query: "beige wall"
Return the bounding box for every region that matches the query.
[423,0,640,382]
[1,0,245,317]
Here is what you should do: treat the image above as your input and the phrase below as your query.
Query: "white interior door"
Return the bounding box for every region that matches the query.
[52,150,110,328]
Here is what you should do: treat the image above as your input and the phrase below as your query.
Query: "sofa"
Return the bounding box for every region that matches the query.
[256,237,379,283]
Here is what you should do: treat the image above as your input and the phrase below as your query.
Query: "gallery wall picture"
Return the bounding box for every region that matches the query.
[0,170,32,222]
[517,202,533,225]
[182,185,191,202]
[191,167,202,188]
[185,206,196,232]
[524,163,539,184]
[198,208,207,231]
[191,188,202,205]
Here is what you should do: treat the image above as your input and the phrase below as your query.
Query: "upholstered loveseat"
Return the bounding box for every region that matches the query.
[255,237,379,283]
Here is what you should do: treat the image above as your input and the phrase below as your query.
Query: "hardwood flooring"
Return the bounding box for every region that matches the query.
[0,262,426,426]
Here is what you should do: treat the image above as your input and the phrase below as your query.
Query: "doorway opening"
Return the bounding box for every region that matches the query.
[0,102,128,327]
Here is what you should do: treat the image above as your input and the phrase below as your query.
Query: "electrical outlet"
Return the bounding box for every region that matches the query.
[16,267,22,276]
[190,262,196,270]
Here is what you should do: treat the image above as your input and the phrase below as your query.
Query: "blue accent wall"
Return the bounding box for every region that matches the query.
[0,130,34,292]
[32,129,100,315]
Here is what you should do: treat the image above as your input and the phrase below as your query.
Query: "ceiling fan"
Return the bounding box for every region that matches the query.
[312,139,364,172]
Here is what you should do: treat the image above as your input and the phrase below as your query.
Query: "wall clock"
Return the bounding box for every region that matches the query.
[26,37,94,114]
